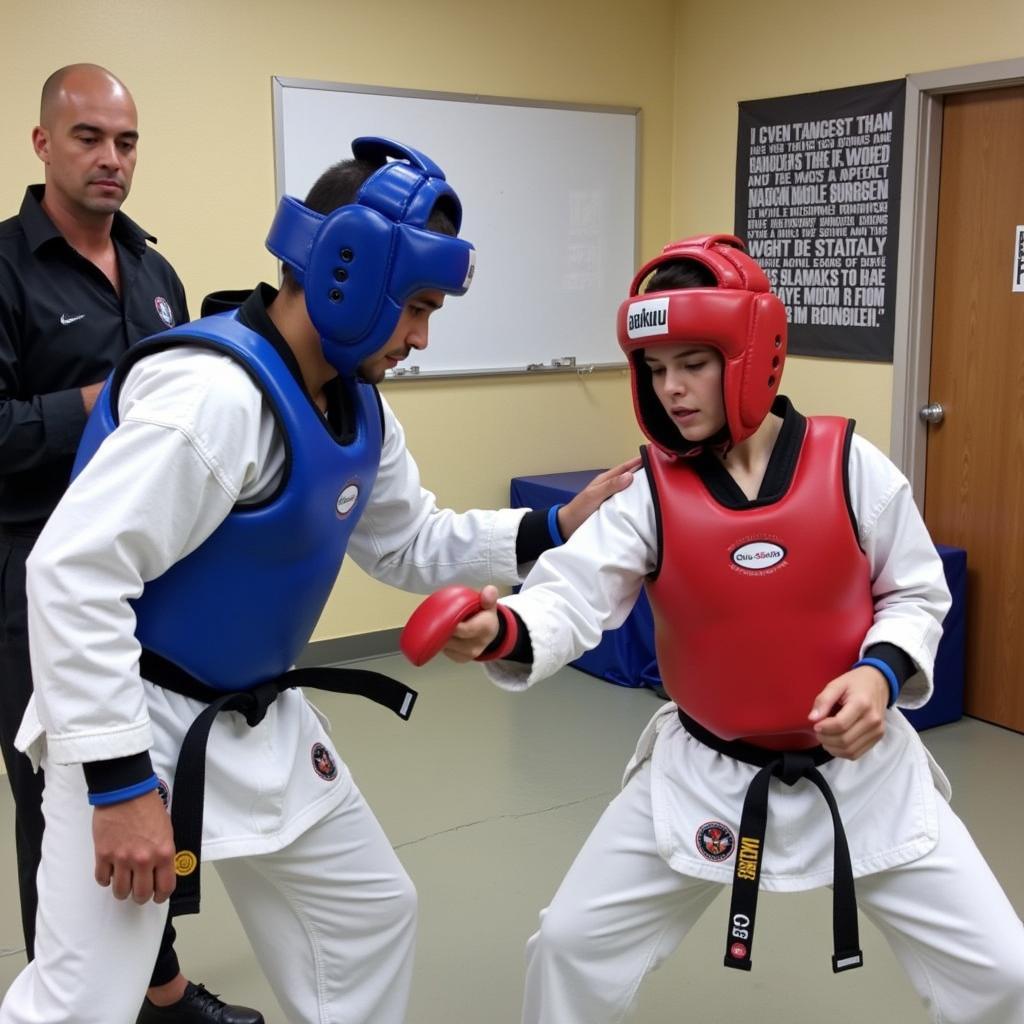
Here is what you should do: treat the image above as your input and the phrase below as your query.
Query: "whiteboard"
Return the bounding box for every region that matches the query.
[272,78,638,378]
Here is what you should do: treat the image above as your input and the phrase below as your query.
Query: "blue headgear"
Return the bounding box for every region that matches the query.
[266,137,476,375]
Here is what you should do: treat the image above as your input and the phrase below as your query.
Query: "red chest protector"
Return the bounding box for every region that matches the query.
[644,416,874,750]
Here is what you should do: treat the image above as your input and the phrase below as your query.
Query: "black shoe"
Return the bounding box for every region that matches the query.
[137,982,265,1024]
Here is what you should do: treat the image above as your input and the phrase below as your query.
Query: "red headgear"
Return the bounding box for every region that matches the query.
[617,235,787,455]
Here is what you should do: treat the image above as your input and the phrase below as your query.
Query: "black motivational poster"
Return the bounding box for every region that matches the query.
[735,79,906,361]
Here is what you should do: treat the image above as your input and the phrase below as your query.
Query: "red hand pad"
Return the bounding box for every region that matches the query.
[400,586,483,666]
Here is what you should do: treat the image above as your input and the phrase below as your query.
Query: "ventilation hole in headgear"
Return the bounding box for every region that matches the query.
[768,375,776,387]
[334,268,349,282]
[340,248,354,262]
[774,335,781,347]
[772,355,780,369]
[329,289,343,302]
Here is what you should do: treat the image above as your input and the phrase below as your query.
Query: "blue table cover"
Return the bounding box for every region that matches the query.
[511,470,965,731]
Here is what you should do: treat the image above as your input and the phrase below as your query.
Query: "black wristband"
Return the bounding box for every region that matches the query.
[83,751,156,797]
[480,608,509,656]
[478,608,535,664]
[499,609,534,664]
[862,642,916,702]
[516,508,559,564]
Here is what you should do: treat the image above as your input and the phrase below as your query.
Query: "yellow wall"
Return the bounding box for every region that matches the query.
[8,1,1020,641]
[2,0,672,639]
[673,0,1024,450]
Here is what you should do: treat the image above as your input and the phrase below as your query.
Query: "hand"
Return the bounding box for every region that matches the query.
[557,457,642,540]
[808,665,890,760]
[80,381,105,414]
[443,584,502,663]
[93,789,177,905]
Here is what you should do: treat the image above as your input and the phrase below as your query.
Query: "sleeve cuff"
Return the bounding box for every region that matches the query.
[477,607,533,664]
[515,507,565,564]
[516,508,550,564]
[855,642,915,707]
[83,751,157,805]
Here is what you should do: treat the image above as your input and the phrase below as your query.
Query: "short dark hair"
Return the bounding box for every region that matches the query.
[644,259,717,293]
[281,157,458,293]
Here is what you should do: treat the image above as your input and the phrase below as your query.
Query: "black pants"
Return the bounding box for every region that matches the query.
[0,532,180,985]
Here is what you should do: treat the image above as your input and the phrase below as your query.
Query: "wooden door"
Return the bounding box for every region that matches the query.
[924,85,1024,732]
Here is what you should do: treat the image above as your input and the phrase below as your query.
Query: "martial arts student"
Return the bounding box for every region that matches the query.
[0,137,631,1024]
[0,62,265,1024]
[405,234,1024,1023]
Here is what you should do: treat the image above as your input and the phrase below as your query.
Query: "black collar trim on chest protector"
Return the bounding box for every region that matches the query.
[240,286,360,446]
[840,418,863,553]
[199,284,378,444]
[641,444,665,581]
[695,397,805,509]
[319,377,358,445]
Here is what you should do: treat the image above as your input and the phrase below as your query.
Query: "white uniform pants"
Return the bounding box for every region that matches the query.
[523,762,1024,1024]
[0,757,416,1024]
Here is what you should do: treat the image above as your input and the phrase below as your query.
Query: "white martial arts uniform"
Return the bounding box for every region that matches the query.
[2,346,527,1024]
[483,426,1024,1024]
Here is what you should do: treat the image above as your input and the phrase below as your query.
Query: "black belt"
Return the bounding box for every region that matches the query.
[140,648,418,918]
[677,710,863,975]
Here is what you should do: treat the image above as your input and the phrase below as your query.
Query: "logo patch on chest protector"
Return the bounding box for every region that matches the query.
[336,483,360,518]
[730,540,786,572]
[696,820,735,862]
[311,742,338,781]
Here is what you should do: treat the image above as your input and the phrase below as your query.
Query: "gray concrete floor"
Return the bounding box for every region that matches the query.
[1,653,1021,1022]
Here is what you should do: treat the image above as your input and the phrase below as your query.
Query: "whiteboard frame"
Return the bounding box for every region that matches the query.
[271,76,640,379]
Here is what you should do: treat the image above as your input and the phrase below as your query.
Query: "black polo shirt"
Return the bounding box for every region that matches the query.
[0,185,189,527]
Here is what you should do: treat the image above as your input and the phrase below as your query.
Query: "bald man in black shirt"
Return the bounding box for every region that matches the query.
[0,64,262,1024]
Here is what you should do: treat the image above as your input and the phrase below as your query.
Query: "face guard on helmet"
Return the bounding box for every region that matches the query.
[616,234,788,456]
[266,136,477,375]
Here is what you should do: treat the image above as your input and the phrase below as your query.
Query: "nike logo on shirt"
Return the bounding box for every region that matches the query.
[59,313,85,325]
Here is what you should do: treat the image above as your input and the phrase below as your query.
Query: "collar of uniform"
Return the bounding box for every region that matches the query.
[694,395,807,509]
[236,282,307,389]
[237,282,359,444]
[20,184,156,257]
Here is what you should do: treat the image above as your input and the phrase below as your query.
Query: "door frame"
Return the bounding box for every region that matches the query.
[891,57,1024,503]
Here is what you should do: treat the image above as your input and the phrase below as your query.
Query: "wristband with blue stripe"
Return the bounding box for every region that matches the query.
[87,773,160,807]
[547,504,566,547]
[853,657,900,707]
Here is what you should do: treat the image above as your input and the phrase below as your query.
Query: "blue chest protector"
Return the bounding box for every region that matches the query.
[72,312,383,691]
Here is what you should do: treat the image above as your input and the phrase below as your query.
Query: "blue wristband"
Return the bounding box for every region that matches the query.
[547,504,566,547]
[87,773,160,807]
[853,657,900,707]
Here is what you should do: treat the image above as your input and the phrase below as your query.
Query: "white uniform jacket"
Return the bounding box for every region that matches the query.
[484,435,954,891]
[17,347,527,859]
